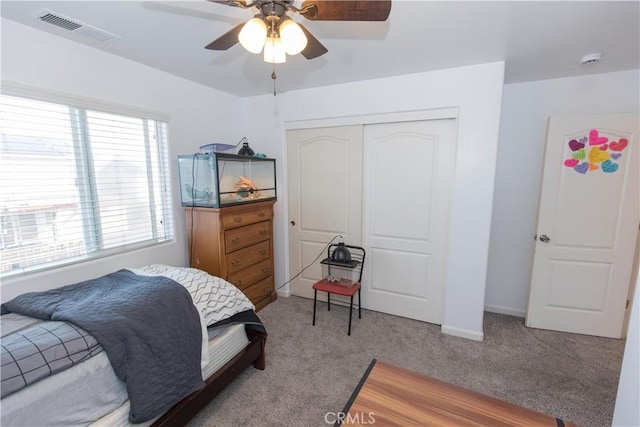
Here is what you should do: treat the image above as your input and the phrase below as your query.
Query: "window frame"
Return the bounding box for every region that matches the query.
[1,83,175,279]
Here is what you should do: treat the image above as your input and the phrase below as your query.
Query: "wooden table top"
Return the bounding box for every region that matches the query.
[341,359,575,427]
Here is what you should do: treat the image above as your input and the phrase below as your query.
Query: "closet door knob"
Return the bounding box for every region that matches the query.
[290,220,295,226]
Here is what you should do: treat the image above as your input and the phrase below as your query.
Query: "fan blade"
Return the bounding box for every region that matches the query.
[206,0,247,7]
[205,23,244,50]
[301,0,391,21]
[299,24,328,59]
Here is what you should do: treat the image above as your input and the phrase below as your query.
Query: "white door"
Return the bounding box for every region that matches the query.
[362,120,457,324]
[287,126,363,300]
[526,113,639,338]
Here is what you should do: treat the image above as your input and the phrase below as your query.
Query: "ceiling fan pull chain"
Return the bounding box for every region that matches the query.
[271,68,277,96]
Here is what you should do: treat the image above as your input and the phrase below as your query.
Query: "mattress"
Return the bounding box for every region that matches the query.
[0,320,249,427]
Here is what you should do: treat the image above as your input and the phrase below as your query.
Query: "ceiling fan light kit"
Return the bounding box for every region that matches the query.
[238,15,267,53]
[263,35,287,63]
[279,17,307,55]
[237,14,307,63]
[206,0,392,63]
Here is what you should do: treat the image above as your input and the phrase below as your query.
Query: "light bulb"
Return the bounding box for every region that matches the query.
[279,18,307,55]
[263,35,286,63]
[238,16,267,54]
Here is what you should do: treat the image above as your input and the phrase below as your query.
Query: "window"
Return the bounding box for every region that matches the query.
[0,93,174,277]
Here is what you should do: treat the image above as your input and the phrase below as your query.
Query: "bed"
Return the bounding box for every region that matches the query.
[0,264,267,426]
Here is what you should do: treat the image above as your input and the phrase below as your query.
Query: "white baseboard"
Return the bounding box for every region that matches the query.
[484,304,526,318]
[441,324,484,341]
[276,288,290,298]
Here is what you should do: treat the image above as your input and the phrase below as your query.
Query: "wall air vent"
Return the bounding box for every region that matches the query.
[32,9,121,43]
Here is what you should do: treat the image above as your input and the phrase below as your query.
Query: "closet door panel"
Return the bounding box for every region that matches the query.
[287,126,363,300]
[363,119,457,324]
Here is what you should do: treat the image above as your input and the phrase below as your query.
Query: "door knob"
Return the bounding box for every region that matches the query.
[539,234,550,243]
[290,220,295,226]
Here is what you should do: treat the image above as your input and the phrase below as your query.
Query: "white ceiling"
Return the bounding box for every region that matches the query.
[2,1,639,97]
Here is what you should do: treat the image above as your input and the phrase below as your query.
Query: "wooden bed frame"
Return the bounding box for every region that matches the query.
[152,329,267,426]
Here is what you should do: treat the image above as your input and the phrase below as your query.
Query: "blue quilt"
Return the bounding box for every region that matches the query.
[1,270,204,423]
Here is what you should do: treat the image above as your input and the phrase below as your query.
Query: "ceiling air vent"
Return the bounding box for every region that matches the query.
[32,9,121,43]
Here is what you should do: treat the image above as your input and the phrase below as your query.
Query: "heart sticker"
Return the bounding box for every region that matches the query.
[610,138,628,152]
[602,160,619,173]
[589,147,610,163]
[589,129,609,146]
[567,130,623,174]
[574,162,589,174]
[571,148,585,160]
[569,139,585,152]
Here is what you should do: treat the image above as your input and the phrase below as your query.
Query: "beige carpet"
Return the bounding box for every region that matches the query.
[188,296,625,427]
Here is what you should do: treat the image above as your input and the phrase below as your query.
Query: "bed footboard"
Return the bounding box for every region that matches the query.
[151,330,267,427]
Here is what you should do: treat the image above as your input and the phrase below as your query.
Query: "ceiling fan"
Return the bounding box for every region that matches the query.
[205,0,392,63]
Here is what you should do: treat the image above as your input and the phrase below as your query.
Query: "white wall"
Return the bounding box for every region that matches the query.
[242,62,506,341]
[0,18,243,301]
[613,269,640,426]
[486,69,640,317]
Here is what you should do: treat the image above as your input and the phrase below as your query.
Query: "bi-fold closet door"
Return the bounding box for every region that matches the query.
[287,119,457,324]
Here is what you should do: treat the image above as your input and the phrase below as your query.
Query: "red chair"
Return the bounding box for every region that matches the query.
[312,244,365,335]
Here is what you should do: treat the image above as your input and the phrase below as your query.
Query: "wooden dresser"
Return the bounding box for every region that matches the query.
[185,200,276,311]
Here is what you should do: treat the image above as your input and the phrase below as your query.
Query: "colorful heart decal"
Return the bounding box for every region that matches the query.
[569,139,585,152]
[589,129,609,146]
[571,148,585,160]
[589,147,610,163]
[564,158,579,168]
[564,129,624,174]
[602,160,619,173]
[574,162,589,174]
[610,138,628,152]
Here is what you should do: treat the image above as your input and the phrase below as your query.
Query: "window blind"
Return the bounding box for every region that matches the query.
[0,94,174,277]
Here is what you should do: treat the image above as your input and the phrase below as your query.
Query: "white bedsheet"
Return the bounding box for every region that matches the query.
[0,323,249,427]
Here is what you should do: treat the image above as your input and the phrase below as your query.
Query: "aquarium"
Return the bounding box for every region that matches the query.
[321,258,362,285]
[177,153,276,208]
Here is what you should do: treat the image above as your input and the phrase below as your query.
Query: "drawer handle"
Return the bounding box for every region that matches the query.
[259,229,268,235]
[234,216,243,223]
[258,211,265,217]
[232,237,241,244]
[262,267,269,273]
[237,280,243,286]
[232,259,241,266]
[263,286,270,294]
[260,249,267,255]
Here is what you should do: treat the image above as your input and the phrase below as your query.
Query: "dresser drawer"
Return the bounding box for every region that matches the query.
[228,258,272,289]
[224,221,270,253]
[221,207,272,229]
[242,276,274,303]
[225,240,270,275]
